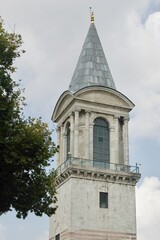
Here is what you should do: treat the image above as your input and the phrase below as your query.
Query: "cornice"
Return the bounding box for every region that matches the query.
[55,165,141,188]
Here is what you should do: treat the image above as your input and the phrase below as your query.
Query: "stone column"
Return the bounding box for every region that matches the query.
[56,127,61,168]
[70,112,74,158]
[63,132,67,162]
[84,110,90,159]
[60,124,67,163]
[89,112,94,161]
[74,109,79,158]
[123,117,129,165]
[114,115,119,164]
[60,124,64,164]
[109,126,115,164]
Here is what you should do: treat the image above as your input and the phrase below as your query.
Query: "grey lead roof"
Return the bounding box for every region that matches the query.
[68,23,116,92]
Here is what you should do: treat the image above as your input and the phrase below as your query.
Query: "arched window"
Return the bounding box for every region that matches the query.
[66,123,70,160]
[93,118,109,167]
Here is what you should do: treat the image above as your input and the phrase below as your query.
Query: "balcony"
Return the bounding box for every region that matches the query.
[56,157,139,176]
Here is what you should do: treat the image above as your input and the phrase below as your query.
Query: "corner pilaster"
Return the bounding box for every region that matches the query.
[56,127,61,167]
[84,110,90,159]
[74,108,80,158]
[70,112,74,158]
[114,115,119,164]
[123,117,129,165]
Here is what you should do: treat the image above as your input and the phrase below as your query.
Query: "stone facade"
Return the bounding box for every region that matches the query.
[52,87,134,167]
[49,166,139,239]
[49,20,140,240]
[49,86,140,240]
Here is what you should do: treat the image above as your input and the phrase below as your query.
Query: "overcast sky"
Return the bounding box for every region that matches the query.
[0,0,160,240]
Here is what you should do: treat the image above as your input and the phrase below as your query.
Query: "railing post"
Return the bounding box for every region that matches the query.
[136,162,139,173]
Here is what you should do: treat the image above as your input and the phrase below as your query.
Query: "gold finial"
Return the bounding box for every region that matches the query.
[90,7,94,23]
[91,12,94,23]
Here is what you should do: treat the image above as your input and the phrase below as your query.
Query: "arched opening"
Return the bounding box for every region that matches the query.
[93,118,109,167]
[66,123,70,160]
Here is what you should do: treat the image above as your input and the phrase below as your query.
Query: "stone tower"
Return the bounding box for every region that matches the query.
[49,15,140,240]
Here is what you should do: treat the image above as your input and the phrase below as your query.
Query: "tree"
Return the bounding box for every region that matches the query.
[0,18,57,219]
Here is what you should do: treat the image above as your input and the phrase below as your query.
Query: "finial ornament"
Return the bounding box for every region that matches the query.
[90,7,94,23]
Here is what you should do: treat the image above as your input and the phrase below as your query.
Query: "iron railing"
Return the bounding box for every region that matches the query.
[56,157,139,175]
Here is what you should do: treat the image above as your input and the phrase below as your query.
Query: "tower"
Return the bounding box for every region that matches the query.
[49,14,140,240]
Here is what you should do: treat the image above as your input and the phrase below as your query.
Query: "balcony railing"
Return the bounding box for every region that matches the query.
[56,157,139,176]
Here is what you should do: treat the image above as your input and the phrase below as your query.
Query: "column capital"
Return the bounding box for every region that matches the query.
[85,109,91,114]
[56,126,61,132]
[109,126,115,132]
[124,116,130,121]
[74,107,81,112]
[114,115,129,121]
[114,114,119,119]
[59,123,64,128]
[62,133,67,137]
[69,111,74,117]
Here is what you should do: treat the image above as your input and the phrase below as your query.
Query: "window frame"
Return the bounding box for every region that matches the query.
[55,234,60,240]
[93,117,110,166]
[99,192,108,209]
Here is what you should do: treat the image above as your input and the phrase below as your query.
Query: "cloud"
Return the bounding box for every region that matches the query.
[129,12,160,141]
[0,1,160,240]
[110,10,160,142]
[35,230,49,240]
[137,177,160,240]
[1,0,160,141]
[0,224,6,240]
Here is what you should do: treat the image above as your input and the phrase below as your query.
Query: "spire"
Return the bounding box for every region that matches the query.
[68,22,116,93]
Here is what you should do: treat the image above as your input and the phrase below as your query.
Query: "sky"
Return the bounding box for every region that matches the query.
[0,0,160,239]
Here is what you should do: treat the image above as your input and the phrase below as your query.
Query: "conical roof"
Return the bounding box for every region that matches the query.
[68,23,116,92]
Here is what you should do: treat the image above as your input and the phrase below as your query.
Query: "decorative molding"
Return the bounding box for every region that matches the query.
[50,227,137,240]
[55,165,140,188]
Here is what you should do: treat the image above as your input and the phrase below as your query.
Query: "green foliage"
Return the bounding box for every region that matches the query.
[0,18,57,219]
